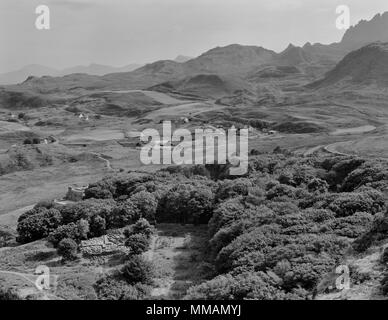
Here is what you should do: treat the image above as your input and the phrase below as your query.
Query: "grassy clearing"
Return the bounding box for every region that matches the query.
[147,224,212,299]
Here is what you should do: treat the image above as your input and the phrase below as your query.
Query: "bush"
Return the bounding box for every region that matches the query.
[48,219,89,247]
[58,199,115,224]
[130,218,154,239]
[125,234,150,255]
[381,273,388,296]
[216,179,252,202]
[342,161,387,192]
[322,212,373,238]
[89,215,107,238]
[0,288,21,300]
[130,191,158,221]
[17,209,62,244]
[107,200,140,228]
[121,255,154,285]
[266,184,296,200]
[186,272,285,300]
[34,200,55,210]
[94,275,151,300]
[84,178,116,199]
[57,238,78,261]
[208,197,245,236]
[158,184,214,224]
[328,192,385,217]
[307,178,329,194]
[382,248,388,264]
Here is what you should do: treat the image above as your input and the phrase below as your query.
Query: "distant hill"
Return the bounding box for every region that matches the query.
[6,12,388,95]
[185,44,277,75]
[0,65,58,86]
[60,63,142,77]
[7,45,278,92]
[276,44,316,66]
[150,74,250,99]
[0,63,142,85]
[309,42,388,88]
[174,55,193,63]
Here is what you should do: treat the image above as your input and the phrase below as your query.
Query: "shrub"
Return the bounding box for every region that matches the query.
[34,200,55,210]
[89,215,106,238]
[125,234,150,255]
[186,272,284,300]
[58,199,115,224]
[121,255,154,285]
[342,161,387,192]
[94,275,151,300]
[130,191,158,221]
[215,179,252,202]
[322,212,373,238]
[0,288,21,300]
[381,273,388,296]
[107,200,140,228]
[48,219,89,247]
[130,218,154,239]
[57,238,78,261]
[208,197,245,236]
[158,184,214,224]
[307,178,329,194]
[266,184,296,200]
[84,178,116,199]
[328,192,385,217]
[303,209,335,223]
[17,209,62,244]
[381,248,388,264]
[324,158,365,189]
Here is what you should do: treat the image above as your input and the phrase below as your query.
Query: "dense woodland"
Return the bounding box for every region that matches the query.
[13,151,388,300]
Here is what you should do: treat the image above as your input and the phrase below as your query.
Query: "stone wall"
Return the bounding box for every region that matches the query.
[80,233,127,256]
[65,186,87,202]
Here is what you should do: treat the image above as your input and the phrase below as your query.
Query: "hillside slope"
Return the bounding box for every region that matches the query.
[309,43,388,88]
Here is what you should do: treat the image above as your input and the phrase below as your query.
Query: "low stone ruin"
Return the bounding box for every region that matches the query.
[80,233,127,256]
[65,185,88,202]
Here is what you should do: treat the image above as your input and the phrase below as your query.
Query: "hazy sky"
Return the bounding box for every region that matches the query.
[1,0,388,73]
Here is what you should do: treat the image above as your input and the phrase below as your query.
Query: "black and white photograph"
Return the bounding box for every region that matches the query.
[0,0,388,307]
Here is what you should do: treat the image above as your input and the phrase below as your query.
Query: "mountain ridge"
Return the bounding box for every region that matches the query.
[0,63,142,85]
[309,42,388,88]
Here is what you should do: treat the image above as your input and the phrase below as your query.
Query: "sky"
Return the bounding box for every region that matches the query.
[1,0,388,73]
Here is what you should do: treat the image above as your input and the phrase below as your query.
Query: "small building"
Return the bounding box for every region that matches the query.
[268,130,277,135]
[65,185,88,202]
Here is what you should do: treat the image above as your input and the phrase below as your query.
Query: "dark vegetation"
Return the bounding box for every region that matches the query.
[0,91,48,109]
[94,219,155,300]
[15,152,388,299]
[0,288,21,300]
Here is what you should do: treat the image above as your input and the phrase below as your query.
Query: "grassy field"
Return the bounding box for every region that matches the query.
[147,224,211,299]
